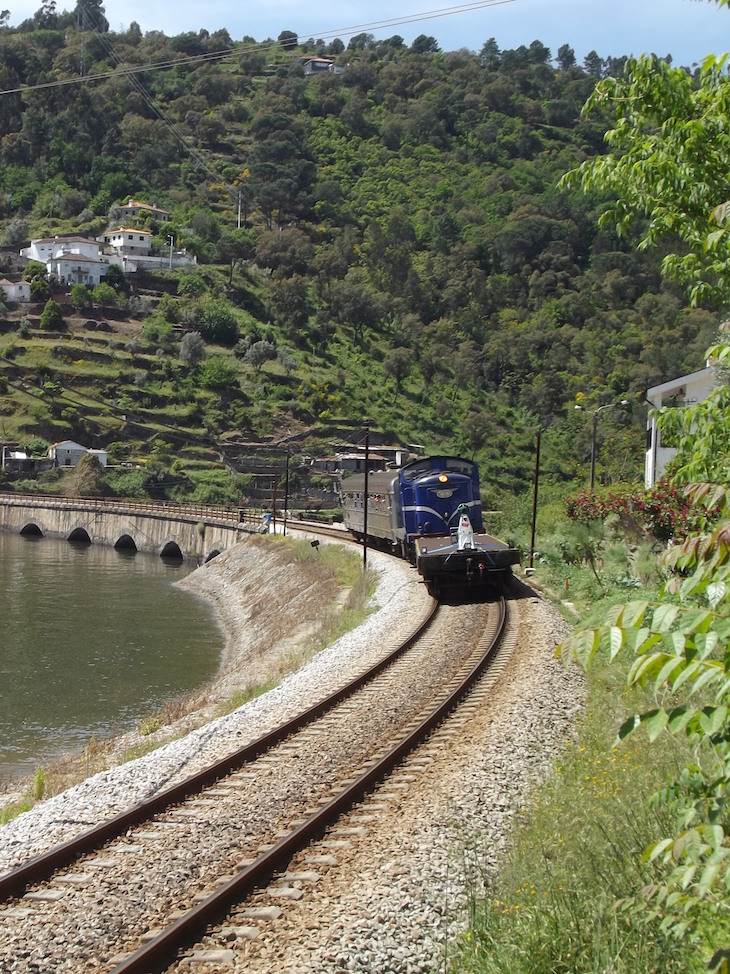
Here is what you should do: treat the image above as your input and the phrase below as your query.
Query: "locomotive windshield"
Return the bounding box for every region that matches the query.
[400,456,477,482]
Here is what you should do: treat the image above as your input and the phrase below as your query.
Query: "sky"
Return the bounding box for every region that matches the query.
[4,0,729,68]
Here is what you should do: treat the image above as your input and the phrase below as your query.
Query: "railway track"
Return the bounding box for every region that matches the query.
[0,594,510,974]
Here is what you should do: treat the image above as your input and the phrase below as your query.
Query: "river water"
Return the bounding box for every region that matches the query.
[0,531,224,782]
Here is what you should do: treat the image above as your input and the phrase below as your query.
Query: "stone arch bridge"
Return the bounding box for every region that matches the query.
[0,494,260,562]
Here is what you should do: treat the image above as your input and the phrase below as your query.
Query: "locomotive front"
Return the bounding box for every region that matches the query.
[399,456,520,590]
[399,456,483,542]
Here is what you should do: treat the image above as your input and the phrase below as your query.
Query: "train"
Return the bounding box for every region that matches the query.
[340,455,520,591]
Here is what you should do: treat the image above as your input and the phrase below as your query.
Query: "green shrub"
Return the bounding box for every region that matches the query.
[40,299,64,330]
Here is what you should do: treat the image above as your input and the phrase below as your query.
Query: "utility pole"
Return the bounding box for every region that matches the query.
[589,400,629,490]
[362,426,369,572]
[529,429,541,569]
[283,450,289,537]
[78,6,86,76]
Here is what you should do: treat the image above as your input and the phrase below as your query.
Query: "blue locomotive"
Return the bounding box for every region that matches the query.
[340,455,520,590]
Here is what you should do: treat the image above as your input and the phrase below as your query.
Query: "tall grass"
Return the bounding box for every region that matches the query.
[448,657,711,974]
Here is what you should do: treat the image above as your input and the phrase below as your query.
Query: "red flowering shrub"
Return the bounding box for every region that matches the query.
[566,481,713,543]
[565,488,631,524]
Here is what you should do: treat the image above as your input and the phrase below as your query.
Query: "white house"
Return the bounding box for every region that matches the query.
[21,235,101,264]
[644,365,718,487]
[0,278,31,302]
[48,440,107,468]
[118,198,170,223]
[98,227,152,257]
[21,236,109,286]
[301,57,344,75]
[49,440,88,467]
[47,251,108,287]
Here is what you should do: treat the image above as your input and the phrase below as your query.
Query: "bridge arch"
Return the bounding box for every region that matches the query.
[68,527,91,544]
[114,534,138,552]
[160,540,183,560]
[20,522,43,537]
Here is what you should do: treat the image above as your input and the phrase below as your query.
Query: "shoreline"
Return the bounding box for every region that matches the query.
[0,535,424,815]
[0,541,431,869]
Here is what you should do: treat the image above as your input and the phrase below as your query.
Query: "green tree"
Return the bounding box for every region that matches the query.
[556,43,576,70]
[479,37,501,69]
[268,275,310,341]
[278,29,298,51]
[199,355,238,391]
[179,331,206,367]
[197,299,238,345]
[215,230,256,285]
[30,275,52,303]
[104,264,129,294]
[70,283,93,310]
[75,0,108,32]
[177,275,208,298]
[2,217,29,247]
[91,282,117,308]
[561,53,730,306]
[40,298,64,330]
[383,347,412,403]
[328,268,385,344]
[244,339,276,373]
[410,34,439,54]
[563,29,730,969]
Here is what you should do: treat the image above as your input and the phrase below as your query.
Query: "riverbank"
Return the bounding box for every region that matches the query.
[0,532,355,812]
[0,534,431,853]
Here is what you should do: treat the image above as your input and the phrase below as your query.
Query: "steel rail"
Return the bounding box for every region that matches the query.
[110,596,507,974]
[0,598,438,902]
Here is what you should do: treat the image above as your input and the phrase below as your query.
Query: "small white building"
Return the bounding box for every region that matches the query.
[302,57,344,75]
[49,440,107,468]
[87,448,108,467]
[0,278,31,302]
[98,227,152,257]
[1,445,27,466]
[645,365,718,487]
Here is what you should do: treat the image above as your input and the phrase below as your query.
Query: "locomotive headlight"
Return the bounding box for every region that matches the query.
[438,474,448,483]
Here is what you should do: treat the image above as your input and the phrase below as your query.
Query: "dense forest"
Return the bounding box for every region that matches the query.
[0,0,720,507]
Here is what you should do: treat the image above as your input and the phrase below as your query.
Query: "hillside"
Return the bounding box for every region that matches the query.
[0,12,720,511]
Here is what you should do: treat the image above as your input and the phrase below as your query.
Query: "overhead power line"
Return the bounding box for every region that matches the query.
[0,0,516,97]
[0,0,515,221]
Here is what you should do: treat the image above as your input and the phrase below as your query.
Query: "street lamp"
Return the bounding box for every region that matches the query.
[576,401,629,490]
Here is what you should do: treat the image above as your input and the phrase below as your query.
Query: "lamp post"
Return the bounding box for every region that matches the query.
[584,400,629,490]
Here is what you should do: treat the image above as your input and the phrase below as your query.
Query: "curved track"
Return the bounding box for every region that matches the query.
[0,594,510,974]
[111,596,507,974]
[0,599,437,902]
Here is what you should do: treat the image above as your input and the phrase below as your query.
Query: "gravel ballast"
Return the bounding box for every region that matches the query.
[0,535,586,973]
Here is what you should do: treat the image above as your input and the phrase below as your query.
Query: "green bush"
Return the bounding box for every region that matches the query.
[40,299,64,330]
